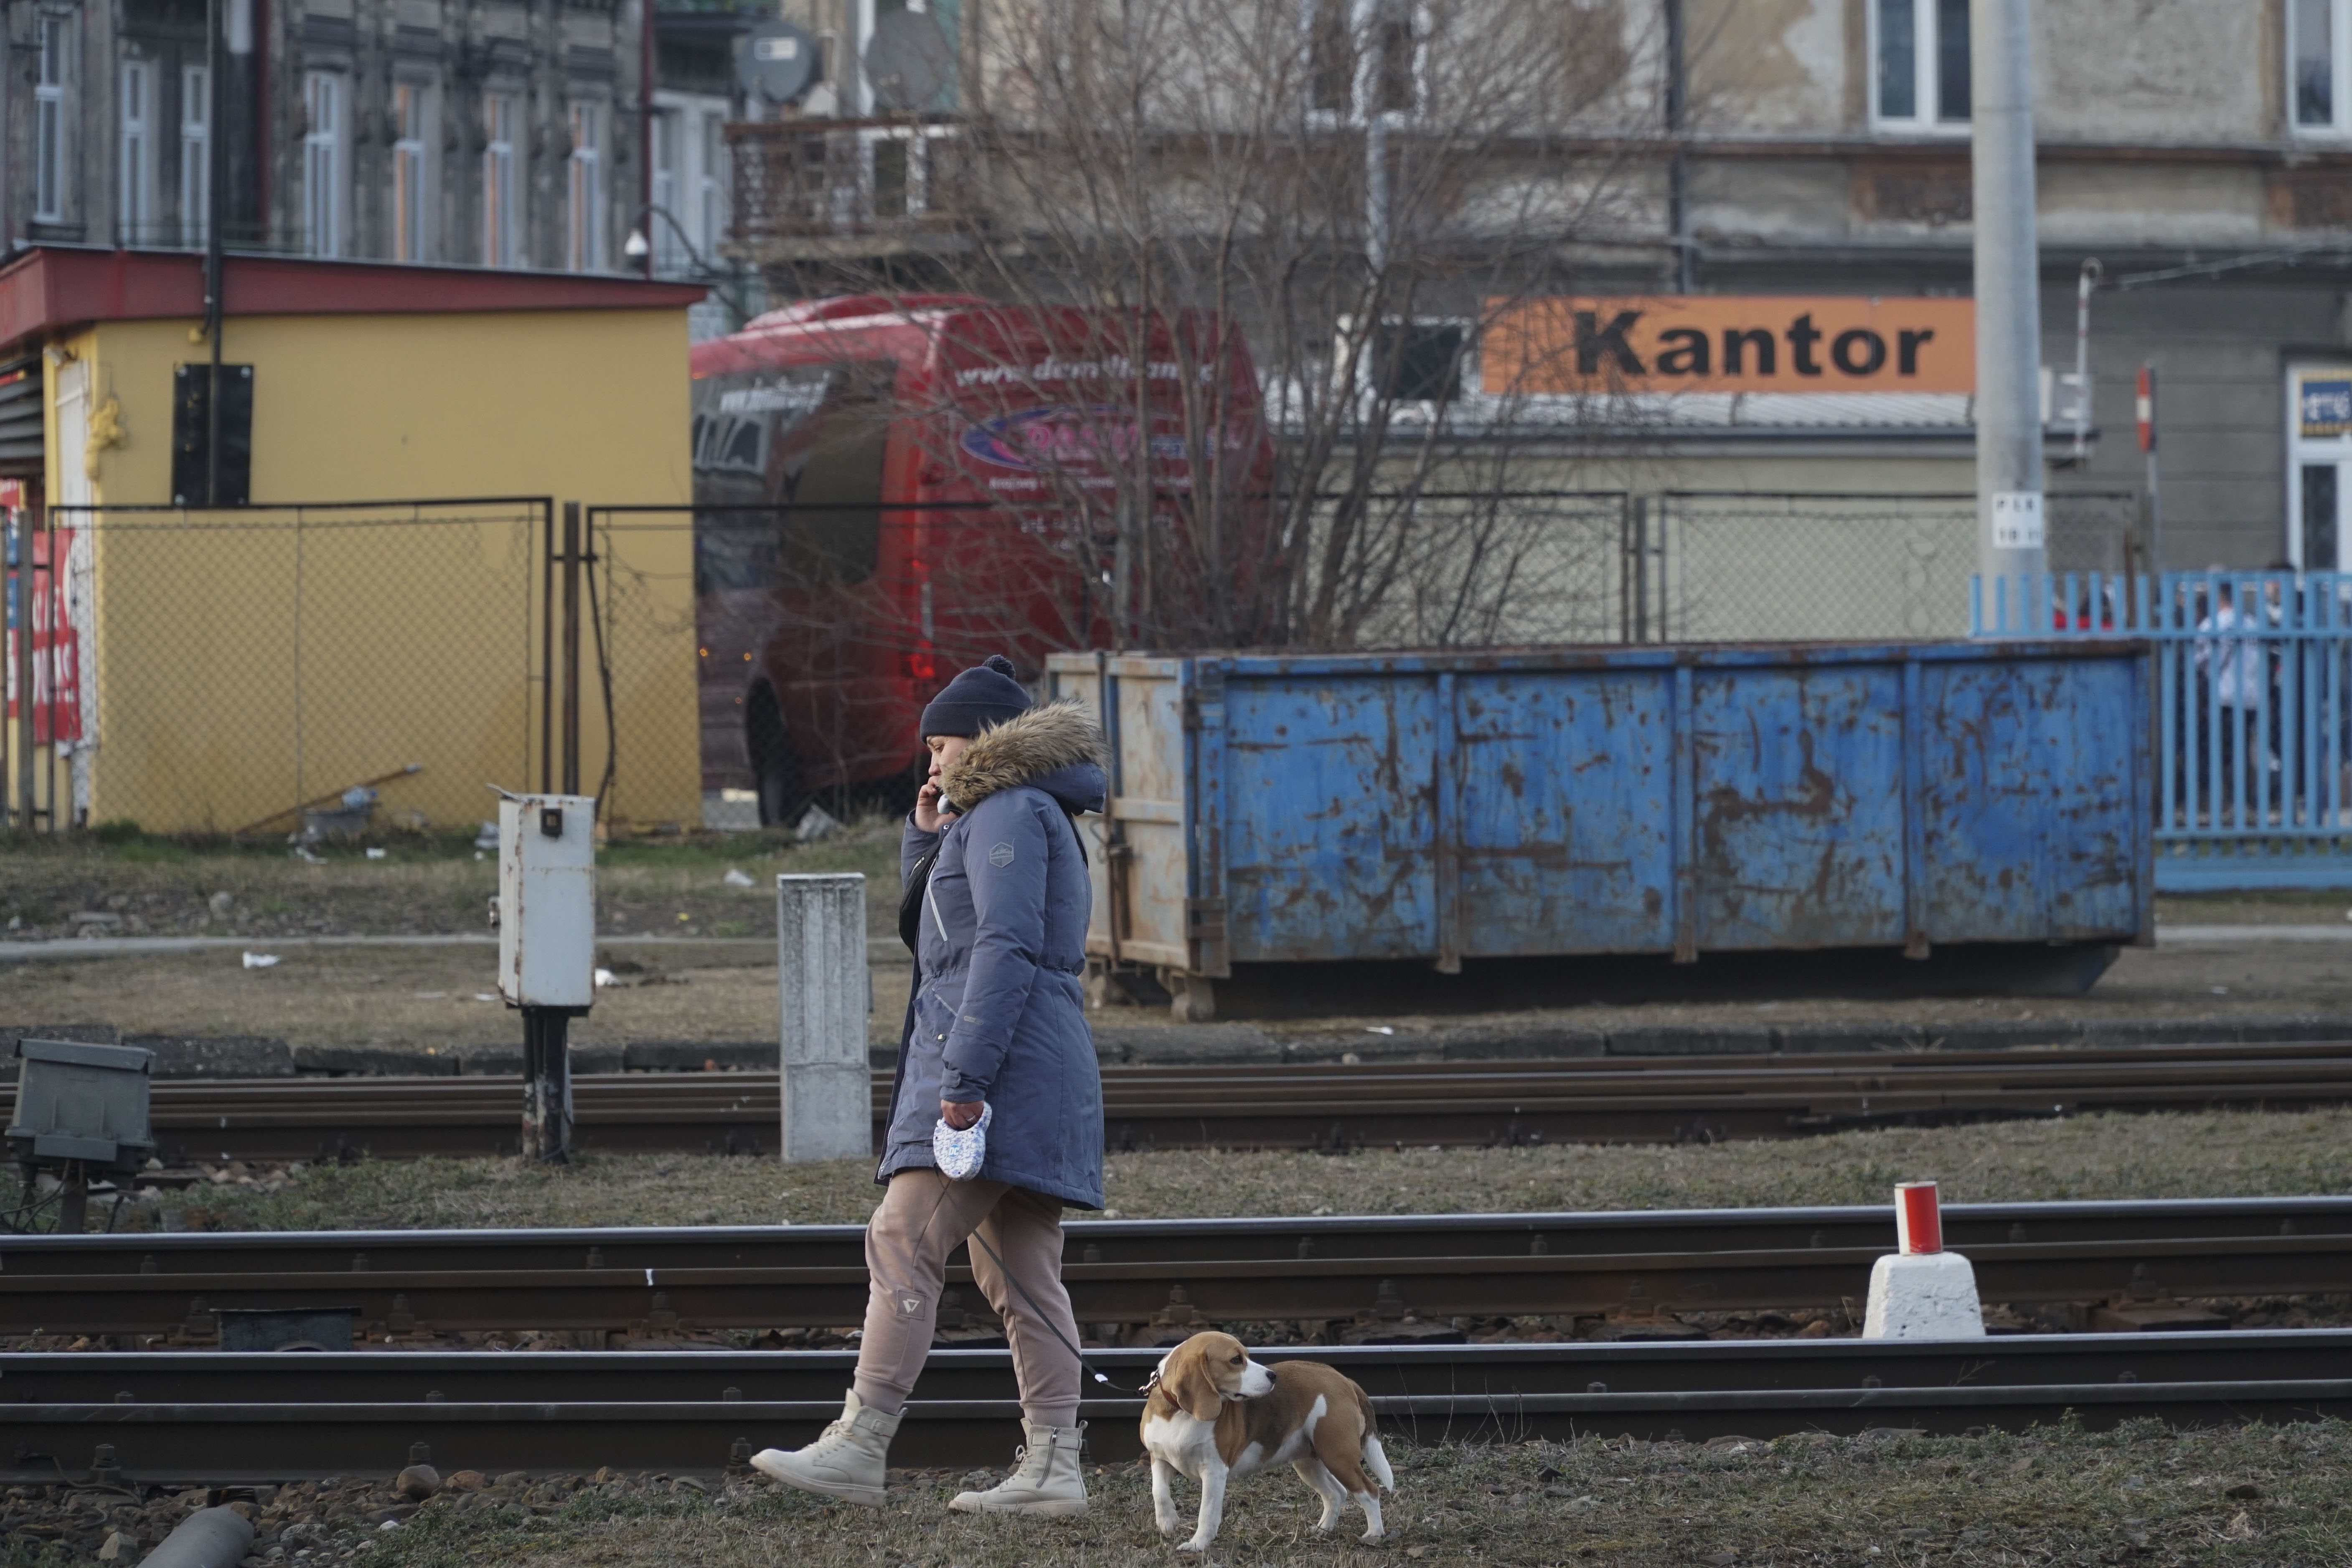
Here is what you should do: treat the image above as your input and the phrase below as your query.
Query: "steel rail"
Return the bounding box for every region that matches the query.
[15,1040,2352,1162]
[5,1332,2350,1481]
[4,1199,2347,1338]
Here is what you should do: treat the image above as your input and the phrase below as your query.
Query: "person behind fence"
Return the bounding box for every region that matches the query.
[2194,572,2280,807]
[752,655,1108,1516]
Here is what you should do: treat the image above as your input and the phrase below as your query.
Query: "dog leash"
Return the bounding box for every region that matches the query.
[963,1225,1151,1396]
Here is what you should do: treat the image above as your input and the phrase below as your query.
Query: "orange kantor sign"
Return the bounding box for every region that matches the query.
[1483,296,1978,396]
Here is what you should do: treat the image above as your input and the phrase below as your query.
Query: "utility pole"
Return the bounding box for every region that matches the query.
[204,0,226,505]
[1664,0,1692,293]
[1971,0,2046,595]
[2137,364,2160,571]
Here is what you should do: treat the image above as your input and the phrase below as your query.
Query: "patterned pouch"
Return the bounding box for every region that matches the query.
[933,1102,993,1181]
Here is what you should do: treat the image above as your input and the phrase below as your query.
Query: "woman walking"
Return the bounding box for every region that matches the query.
[754,655,1108,1515]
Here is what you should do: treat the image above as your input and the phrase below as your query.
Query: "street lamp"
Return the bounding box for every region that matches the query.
[623,203,754,330]
[625,202,716,275]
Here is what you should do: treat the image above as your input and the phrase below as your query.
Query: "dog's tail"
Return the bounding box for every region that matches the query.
[1356,1388,1395,1491]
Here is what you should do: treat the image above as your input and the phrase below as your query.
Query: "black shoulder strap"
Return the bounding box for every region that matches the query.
[897,847,938,957]
[899,802,1092,957]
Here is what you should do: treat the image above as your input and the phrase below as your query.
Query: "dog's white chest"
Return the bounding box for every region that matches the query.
[1142,1411,1222,1481]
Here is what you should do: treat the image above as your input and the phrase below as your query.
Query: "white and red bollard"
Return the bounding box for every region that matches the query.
[1860,1181,1986,1340]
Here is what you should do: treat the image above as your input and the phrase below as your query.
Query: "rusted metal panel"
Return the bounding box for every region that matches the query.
[1689,665,1908,951]
[1918,654,2146,943]
[1219,674,1440,962]
[1453,669,1675,956]
[1048,642,2151,972]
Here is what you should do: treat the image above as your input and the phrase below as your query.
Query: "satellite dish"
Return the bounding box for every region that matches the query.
[864,8,952,112]
[738,20,819,107]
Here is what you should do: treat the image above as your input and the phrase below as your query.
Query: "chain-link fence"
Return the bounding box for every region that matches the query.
[602,491,1636,831]
[1322,490,1629,647]
[8,500,548,836]
[1648,490,2144,643]
[592,511,715,833]
[593,502,1065,834]
[6,487,2154,838]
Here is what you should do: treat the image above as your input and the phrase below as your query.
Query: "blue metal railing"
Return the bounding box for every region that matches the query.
[1976,570,2352,890]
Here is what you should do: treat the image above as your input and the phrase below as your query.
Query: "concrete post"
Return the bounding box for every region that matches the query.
[1971,0,2047,589]
[1862,1182,1986,1340]
[777,873,871,1162]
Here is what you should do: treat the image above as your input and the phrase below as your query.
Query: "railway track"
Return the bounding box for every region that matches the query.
[5,1199,2344,1340]
[20,1038,2352,1162]
[7,1332,2349,1481]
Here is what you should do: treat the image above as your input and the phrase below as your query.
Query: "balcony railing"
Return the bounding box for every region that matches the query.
[726,118,970,250]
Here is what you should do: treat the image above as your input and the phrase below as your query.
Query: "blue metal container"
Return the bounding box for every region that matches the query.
[1048,642,2153,1002]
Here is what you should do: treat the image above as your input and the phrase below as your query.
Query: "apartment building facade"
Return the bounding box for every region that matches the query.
[0,0,751,284]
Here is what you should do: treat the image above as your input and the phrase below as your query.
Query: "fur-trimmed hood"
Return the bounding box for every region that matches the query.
[939,698,1109,817]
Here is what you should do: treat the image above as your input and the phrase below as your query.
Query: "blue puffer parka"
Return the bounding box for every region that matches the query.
[879,698,1107,1208]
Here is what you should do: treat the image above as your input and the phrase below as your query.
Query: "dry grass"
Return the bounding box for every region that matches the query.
[158,1106,2352,1234]
[2158,890,2352,926]
[18,934,2352,1056]
[0,944,914,1051]
[338,1421,2352,1568]
[13,837,2352,1054]
[0,822,902,943]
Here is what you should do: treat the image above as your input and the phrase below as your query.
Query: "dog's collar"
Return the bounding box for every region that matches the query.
[1139,1363,1262,1404]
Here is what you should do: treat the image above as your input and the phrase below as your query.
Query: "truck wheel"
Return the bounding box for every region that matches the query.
[747,695,808,829]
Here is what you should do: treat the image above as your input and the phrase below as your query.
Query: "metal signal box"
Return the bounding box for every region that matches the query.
[6,1039,156,1173]
[497,794,598,1009]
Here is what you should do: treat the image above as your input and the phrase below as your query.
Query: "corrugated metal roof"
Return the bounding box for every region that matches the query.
[1453,390,1975,429]
[1290,386,1977,435]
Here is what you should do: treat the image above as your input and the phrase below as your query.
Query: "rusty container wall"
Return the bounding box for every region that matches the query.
[1046,642,2152,976]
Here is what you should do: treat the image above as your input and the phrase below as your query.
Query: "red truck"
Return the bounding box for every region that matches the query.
[688,295,1278,826]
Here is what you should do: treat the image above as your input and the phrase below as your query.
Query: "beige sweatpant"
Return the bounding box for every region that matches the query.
[853,1167,1084,1428]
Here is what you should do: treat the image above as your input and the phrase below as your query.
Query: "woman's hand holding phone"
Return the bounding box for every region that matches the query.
[914,778,957,833]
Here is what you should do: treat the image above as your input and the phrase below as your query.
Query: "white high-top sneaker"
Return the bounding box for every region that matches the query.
[750,1390,902,1507]
[948,1420,1089,1516]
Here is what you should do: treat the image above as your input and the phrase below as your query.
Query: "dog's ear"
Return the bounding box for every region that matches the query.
[1166,1342,1226,1423]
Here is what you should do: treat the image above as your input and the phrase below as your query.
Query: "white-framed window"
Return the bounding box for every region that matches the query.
[483,91,520,267]
[302,71,346,257]
[650,92,733,273]
[2288,365,2352,571]
[1872,0,1971,131]
[393,81,433,261]
[567,101,606,272]
[651,105,681,268]
[180,65,210,248]
[701,113,729,257]
[119,58,156,244]
[2295,0,2352,136]
[34,13,75,223]
[1302,0,1423,124]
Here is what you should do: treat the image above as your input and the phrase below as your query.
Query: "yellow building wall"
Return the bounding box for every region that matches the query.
[60,307,698,835]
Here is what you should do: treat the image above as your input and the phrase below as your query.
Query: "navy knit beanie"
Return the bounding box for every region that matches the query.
[919,654,1031,739]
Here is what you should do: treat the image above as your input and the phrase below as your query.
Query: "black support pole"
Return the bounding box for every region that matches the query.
[520,1008,574,1162]
[203,0,227,505]
[561,501,582,796]
[539,504,555,793]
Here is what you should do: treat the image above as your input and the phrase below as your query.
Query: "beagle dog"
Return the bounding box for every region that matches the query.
[1138,1330,1393,1553]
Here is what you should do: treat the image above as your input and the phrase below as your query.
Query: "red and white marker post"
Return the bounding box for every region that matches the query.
[1861,1181,1986,1340]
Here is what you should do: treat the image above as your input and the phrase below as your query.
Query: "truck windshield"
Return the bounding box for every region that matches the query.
[691,358,896,590]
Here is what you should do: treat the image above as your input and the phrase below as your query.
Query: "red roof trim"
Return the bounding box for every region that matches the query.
[0,246,706,353]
